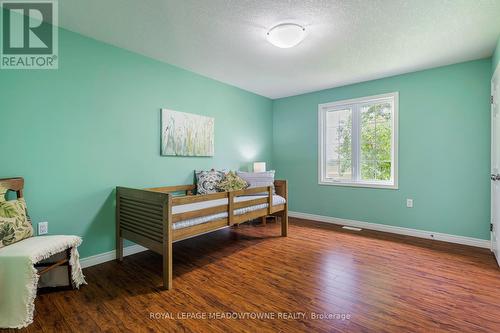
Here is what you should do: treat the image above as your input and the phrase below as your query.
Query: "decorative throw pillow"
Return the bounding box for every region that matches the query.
[217,171,249,192]
[0,198,33,247]
[236,170,276,194]
[0,217,17,248]
[0,185,7,202]
[195,169,226,195]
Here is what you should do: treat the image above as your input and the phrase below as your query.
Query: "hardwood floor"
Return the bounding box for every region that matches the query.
[3,218,500,333]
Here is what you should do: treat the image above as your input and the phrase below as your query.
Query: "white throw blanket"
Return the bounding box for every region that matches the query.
[0,235,86,328]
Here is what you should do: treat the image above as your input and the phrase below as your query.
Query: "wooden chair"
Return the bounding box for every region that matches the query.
[0,177,73,289]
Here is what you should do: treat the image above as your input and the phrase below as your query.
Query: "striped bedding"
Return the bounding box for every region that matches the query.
[172,195,286,230]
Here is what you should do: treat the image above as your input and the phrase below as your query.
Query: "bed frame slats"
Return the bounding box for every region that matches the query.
[121,230,163,254]
[120,202,163,217]
[270,204,285,214]
[120,215,162,233]
[173,217,228,241]
[116,180,288,290]
[146,184,196,195]
[120,204,163,221]
[232,208,269,224]
[120,197,163,210]
[119,208,163,225]
[172,191,228,205]
[233,197,268,209]
[231,186,271,196]
[172,204,228,223]
[121,224,163,242]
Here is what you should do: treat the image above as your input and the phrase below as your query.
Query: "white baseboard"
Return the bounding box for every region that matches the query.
[289,211,491,249]
[79,212,490,269]
[80,244,148,268]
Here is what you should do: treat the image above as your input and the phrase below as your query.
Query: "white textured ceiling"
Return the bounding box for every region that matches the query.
[58,0,500,99]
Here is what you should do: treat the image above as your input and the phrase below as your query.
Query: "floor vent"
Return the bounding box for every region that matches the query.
[342,226,362,231]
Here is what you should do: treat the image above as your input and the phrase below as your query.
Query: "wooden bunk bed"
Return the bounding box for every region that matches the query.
[116,180,288,289]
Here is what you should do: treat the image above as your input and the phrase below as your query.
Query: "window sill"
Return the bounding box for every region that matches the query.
[318,180,398,190]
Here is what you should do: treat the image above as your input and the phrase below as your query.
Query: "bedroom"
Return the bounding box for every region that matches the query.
[1,1,500,332]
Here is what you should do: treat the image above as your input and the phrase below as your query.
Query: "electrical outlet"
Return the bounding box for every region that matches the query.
[38,221,48,235]
[406,199,413,208]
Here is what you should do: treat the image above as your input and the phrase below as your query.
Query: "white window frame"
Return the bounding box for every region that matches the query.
[318,92,399,189]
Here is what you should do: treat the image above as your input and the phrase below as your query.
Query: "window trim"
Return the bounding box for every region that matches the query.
[318,92,399,189]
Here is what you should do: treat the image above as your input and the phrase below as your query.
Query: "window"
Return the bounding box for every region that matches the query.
[318,92,398,189]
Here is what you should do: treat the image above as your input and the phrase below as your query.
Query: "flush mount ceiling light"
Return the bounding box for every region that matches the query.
[266,23,306,48]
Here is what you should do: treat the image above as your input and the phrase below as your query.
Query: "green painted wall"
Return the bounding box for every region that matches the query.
[494,36,500,75]
[273,59,492,240]
[1,19,494,258]
[0,28,273,257]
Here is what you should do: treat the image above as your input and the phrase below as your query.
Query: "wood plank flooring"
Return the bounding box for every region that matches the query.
[2,218,500,333]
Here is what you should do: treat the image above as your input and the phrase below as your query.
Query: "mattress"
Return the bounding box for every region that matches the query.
[172,195,286,230]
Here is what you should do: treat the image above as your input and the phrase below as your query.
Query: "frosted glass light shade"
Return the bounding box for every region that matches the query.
[266,23,306,48]
[253,162,266,172]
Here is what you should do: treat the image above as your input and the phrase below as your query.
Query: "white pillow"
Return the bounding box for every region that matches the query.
[236,171,275,194]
